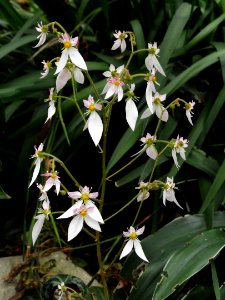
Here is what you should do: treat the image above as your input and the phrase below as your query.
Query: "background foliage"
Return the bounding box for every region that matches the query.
[1,0,225,299]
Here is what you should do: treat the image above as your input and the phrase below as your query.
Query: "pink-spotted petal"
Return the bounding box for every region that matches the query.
[136,225,145,235]
[68,191,82,199]
[57,201,82,219]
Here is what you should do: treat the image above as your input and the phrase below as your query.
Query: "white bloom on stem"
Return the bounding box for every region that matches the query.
[42,171,61,195]
[37,183,49,202]
[185,100,195,125]
[102,77,125,101]
[83,95,103,146]
[56,63,84,93]
[145,68,160,112]
[111,30,128,53]
[141,92,168,122]
[32,199,50,245]
[55,33,87,74]
[45,88,56,123]
[135,181,150,202]
[57,202,104,241]
[120,226,149,262]
[125,84,138,131]
[29,143,44,187]
[40,60,51,79]
[33,22,48,48]
[145,42,165,76]
[103,64,124,78]
[172,135,188,168]
[162,177,182,209]
[139,133,158,159]
[56,282,66,300]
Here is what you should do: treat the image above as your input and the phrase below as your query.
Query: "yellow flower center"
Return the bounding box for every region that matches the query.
[64,41,71,48]
[152,76,157,82]
[81,193,89,201]
[130,232,137,239]
[89,104,95,111]
[114,80,120,86]
[80,209,87,217]
[51,173,57,179]
[154,98,160,105]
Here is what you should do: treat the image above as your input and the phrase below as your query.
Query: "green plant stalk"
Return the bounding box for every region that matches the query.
[71,75,86,123]
[49,213,62,247]
[42,152,80,187]
[58,97,70,145]
[85,70,102,100]
[211,259,221,300]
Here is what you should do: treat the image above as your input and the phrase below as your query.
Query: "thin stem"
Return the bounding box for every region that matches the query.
[85,71,102,100]
[211,259,221,300]
[71,75,86,123]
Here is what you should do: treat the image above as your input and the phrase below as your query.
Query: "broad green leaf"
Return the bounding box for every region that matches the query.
[152,229,225,300]
[199,158,225,213]
[0,34,36,60]
[89,287,122,300]
[172,13,225,57]
[181,285,214,300]
[121,212,225,299]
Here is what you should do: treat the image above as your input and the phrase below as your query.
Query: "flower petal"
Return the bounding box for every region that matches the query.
[125,99,138,131]
[55,49,68,74]
[84,215,101,231]
[68,191,82,199]
[56,68,71,93]
[74,68,84,84]
[140,108,152,119]
[86,202,104,223]
[29,158,42,187]
[146,145,157,160]
[133,240,149,262]
[119,239,133,260]
[57,201,82,219]
[87,111,103,146]
[32,214,45,245]
[68,215,83,241]
[68,47,87,70]
[172,149,179,168]
[111,39,121,51]
[152,55,166,76]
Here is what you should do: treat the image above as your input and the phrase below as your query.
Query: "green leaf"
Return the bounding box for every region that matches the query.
[0,185,11,199]
[121,212,225,299]
[152,229,225,300]
[89,286,122,300]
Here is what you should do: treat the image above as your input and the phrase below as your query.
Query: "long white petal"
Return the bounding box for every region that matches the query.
[105,85,115,99]
[145,55,153,71]
[180,148,186,160]
[133,240,149,262]
[74,68,84,84]
[68,191,82,199]
[84,215,101,232]
[172,149,179,168]
[56,68,71,93]
[88,112,103,146]
[57,202,81,219]
[55,178,61,195]
[68,215,83,241]
[29,158,41,187]
[55,49,68,74]
[43,178,54,192]
[111,39,121,51]
[45,101,56,123]
[146,83,153,113]
[146,146,157,160]
[152,55,166,76]
[120,239,133,259]
[86,203,104,223]
[125,100,138,131]
[141,108,152,119]
[32,214,45,245]
[69,48,87,70]
[121,40,126,52]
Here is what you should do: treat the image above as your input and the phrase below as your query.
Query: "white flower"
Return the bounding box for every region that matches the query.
[103,64,124,78]
[55,64,84,93]
[33,22,48,48]
[145,42,165,76]
[56,282,66,300]
[42,171,61,195]
[40,60,50,79]
[162,177,182,209]
[171,135,188,168]
[37,183,49,202]
[83,95,103,146]
[145,68,160,112]
[185,100,195,125]
[29,143,44,187]
[32,199,50,245]
[125,84,138,131]
[139,133,158,159]
[102,77,125,101]
[57,201,104,241]
[120,226,149,262]
[45,88,56,123]
[55,33,87,75]
[111,30,128,53]
[135,181,150,202]
[141,92,168,122]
